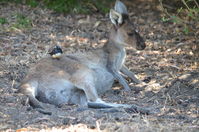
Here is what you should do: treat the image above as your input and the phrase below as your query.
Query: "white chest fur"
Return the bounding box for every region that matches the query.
[115,48,126,70]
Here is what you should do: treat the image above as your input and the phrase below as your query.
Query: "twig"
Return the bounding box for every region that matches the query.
[159,0,170,16]
[194,0,199,8]
[182,0,191,11]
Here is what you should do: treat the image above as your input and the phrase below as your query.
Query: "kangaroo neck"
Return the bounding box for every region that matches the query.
[103,38,126,55]
[102,39,126,70]
[104,27,127,54]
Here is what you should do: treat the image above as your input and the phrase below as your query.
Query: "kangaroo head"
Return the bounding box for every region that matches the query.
[109,0,146,50]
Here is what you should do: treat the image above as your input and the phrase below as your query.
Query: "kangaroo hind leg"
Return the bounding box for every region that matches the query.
[71,73,99,103]
[71,72,128,108]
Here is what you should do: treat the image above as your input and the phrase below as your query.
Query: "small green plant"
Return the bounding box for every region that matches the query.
[183,25,189,34]
[26,0,39,7]
[159,0,199,35]
[12,14,32,29]
[0,17,8,24]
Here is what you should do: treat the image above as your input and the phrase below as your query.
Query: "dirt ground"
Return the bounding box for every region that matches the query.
[0,0,199,131]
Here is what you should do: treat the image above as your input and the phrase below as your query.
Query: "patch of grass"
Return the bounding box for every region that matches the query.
[159,0,199,35]
[12,14,32,29]
[0,0,39,7]
[0,17,8,24]
[43,0,112,14]
[91,0,111,13]
[43,0,83,13]
[0,0,22,4]
[1,0,113,14]
[26,0,39,7]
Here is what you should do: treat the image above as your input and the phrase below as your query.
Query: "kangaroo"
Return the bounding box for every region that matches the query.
[19,0,146,110]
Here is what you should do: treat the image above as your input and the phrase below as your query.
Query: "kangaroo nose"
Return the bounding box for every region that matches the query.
[137,42,146,50]
[141,43,146,49]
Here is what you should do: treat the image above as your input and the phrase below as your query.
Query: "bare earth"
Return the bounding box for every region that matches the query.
[0,1,199,132]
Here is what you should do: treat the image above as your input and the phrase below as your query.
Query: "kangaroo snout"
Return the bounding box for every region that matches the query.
[135,31,146,50]
[136,40,146,50]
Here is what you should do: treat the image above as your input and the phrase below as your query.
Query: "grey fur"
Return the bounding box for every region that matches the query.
[19,1,146,110]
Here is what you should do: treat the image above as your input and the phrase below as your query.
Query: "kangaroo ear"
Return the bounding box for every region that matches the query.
[114,0,128,15]
[109,9,123,26]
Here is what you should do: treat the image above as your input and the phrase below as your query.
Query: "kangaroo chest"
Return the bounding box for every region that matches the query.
[108,47,126,71]
[115,48,126,70]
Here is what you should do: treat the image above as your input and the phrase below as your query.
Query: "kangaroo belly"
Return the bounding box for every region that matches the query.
[36,79,86,106]
[93,67,114,94]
